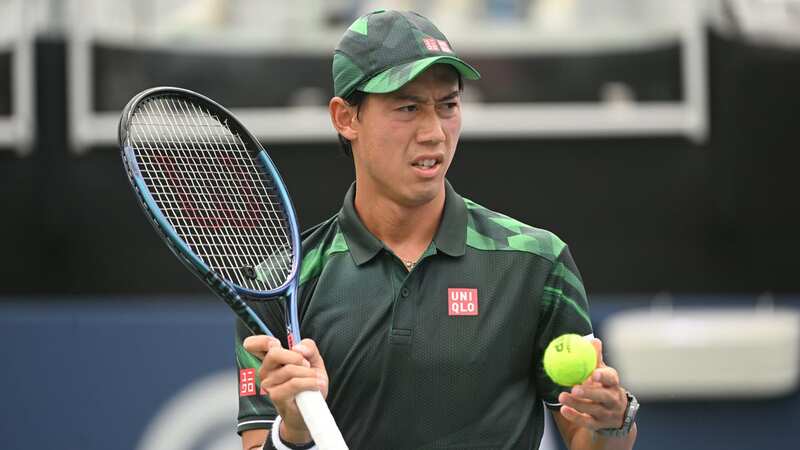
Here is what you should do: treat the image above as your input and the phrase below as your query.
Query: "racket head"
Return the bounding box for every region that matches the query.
[119,86,302,299]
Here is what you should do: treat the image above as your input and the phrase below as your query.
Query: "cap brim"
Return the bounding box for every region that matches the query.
[358,56,481,94]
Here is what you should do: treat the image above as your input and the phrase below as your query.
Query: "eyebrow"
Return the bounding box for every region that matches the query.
[391,90,461,103]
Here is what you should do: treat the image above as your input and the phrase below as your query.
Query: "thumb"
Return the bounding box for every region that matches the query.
[294,338,327,371]
[591,337,606,369]
[243,335,281,360]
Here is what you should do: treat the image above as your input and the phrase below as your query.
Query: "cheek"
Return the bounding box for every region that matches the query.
[444,116,462,146]
[374,123,413,160]
[363,127,406,172]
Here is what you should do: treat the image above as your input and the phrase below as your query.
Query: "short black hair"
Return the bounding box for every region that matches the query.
[336,73,464,157]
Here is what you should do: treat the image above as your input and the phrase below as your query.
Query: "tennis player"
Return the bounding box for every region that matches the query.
[237,10,638,450]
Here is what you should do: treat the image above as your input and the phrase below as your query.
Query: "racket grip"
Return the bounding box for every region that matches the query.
[295,390,348,450]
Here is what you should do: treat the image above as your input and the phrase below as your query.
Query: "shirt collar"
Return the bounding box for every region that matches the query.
[337,180,467,266]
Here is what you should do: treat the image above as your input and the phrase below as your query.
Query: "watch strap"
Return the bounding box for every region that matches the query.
[596,391,638,438]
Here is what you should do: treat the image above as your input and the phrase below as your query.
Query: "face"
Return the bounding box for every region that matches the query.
[349,65,462,208]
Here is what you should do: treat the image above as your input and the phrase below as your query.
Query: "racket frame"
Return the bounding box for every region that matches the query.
[119,87,348,449]
[119,86,302,338]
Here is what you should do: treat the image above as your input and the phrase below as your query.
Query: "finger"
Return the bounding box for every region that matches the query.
[558,391,598,414]
[293,339,327,371]
[590,366,620,388]
[261,372,322,404]
[259,346,311,381]
[591,338,606,368]
[558,391,591,408]
[266,345,311,368]
[293,339,330,397]
[561,397,624,429]
[263,363,319,389]
[560,394,610,419]
[570,385,625,408]
[560,391,625,430]
[262,366,323,403]
[243,335,280,360]
[559,405,596,429]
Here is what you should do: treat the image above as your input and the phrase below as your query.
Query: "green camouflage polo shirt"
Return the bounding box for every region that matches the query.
[235,181,593,449]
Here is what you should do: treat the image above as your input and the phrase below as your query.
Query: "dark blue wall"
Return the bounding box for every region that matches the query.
[2,295,798,450]
[0,298,235,450]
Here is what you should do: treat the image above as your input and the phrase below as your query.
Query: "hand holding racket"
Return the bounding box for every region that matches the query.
[119,87,348,450]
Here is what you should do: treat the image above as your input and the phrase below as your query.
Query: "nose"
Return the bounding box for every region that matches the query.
[416,107,446,145]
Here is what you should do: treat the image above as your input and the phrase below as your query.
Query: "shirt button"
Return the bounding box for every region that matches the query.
[401,288,410,297]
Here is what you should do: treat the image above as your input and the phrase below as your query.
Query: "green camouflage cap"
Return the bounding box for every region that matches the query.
[333,10,481,98]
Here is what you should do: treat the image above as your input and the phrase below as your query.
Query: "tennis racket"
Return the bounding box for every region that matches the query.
[119,86,348,450]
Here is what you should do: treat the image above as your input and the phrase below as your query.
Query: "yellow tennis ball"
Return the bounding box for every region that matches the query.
[543,334,597,387]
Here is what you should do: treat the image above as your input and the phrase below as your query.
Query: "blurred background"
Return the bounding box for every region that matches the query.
[1,0,799,449]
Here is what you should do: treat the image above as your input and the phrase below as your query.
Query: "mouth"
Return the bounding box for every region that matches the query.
[411,158,440,169]
[410,154,445,176]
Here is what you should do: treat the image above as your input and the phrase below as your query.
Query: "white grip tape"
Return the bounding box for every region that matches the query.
[295,390,348,450]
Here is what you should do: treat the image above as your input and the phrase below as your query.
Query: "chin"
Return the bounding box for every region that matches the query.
[402,182,444,207]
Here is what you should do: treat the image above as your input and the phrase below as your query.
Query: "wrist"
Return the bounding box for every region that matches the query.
[267,415,316,450]
[280,419,312,444]
[596,391,639,438]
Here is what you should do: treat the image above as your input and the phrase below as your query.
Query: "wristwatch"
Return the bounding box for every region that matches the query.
[597,391,639,438]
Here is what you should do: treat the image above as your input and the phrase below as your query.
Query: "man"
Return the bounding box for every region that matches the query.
[237,10,638,450]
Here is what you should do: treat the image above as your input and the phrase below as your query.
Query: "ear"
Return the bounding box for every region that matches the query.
[329,97,358,141]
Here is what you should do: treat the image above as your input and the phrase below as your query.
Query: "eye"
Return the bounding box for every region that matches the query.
[437,102,459,116]
[398,104,417,113]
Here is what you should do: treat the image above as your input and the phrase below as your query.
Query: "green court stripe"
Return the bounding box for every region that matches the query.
[543,286,591,326]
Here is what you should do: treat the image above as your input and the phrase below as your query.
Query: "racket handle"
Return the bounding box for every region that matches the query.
[295,390,348,450]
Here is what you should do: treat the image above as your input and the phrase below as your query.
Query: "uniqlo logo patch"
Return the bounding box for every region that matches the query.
[437,40,452,53]
[423,37,440,51]
[239,368,256,397]
[448,288,478,316]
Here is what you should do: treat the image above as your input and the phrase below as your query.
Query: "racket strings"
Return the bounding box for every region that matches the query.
[148,96,289,290]
[128,95,294,291]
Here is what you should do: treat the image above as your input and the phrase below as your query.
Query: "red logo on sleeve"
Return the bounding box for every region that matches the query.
[239,368,256,396]
[448,288,479,316]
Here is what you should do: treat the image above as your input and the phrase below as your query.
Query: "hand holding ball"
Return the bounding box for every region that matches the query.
[543,334,597,386]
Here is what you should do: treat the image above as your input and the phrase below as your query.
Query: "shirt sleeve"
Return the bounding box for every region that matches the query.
[533,245,594,410]
[235,300,286,435]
